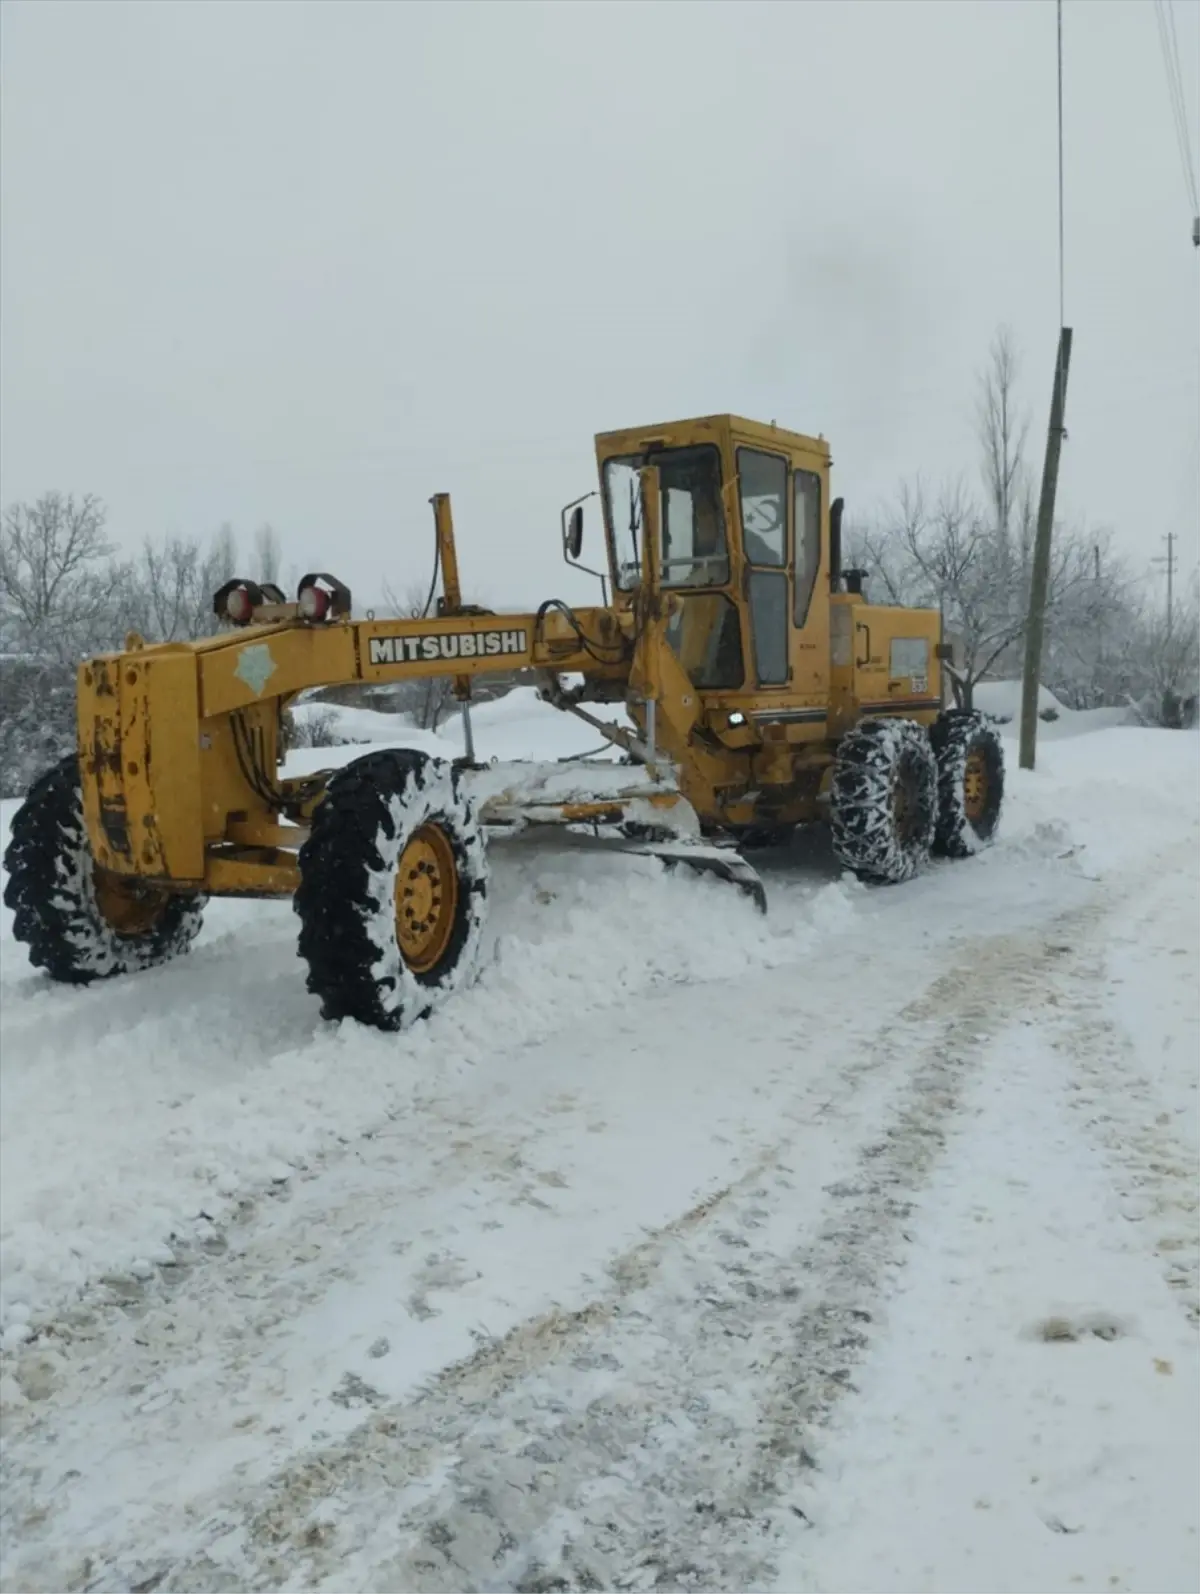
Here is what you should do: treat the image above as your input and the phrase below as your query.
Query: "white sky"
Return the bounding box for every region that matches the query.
[2,0,1197,612]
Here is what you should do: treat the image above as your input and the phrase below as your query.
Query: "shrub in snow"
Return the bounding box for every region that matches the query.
[282,705,349,751]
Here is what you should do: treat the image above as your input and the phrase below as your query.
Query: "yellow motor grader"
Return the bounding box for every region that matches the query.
[4,414,1004,1030]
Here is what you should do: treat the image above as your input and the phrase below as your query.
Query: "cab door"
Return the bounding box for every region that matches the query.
[736,447,790,691]
[790,460,827,701]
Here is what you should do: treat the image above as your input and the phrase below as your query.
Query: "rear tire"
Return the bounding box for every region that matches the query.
[295,749,489,1031]
[929,709,1004,857]
[3,756,205,983]
[830,718,937,884]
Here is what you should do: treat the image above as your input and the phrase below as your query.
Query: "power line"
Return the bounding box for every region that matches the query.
[1153,0,1200,242]
[1165,0,1198,205]
[1020,8,1072,773]
[1057,0,1066,328]
[1163,3,1197,220]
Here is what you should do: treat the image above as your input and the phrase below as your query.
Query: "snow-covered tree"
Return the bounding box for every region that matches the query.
[0,500,277,796]
[1126,575,1200,727]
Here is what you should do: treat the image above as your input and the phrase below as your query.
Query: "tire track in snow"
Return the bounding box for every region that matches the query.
[3,845,1179,1593]
[1,932,939,1593]
[0,858,828,1335]
[85,913,1101,1594]
[1046,964,1199,1326]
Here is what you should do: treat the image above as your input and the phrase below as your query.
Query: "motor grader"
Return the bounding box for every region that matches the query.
[4,414,1004,1030]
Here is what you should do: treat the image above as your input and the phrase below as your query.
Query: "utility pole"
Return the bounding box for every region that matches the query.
[1019,327,1073,771]
[1162,532,1176,637]
[1152,532,1176,636]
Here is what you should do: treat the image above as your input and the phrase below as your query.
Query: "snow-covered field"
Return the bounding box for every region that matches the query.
[1,691,1197,1593]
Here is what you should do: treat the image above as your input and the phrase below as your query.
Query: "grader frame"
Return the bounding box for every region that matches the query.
[6,413,1005,1031]
[76,414,945,898]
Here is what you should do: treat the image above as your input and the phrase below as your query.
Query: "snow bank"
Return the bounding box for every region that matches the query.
[974,678,1134,738]
[974,678,1066,720]
[288,701,443,753]
[1000,726,1199,875]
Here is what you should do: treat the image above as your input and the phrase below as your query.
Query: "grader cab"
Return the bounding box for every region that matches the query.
[578,415,950,827]
[3,413,1005,1031]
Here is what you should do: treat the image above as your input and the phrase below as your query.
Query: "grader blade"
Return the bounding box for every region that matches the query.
[617,839,768,914]
[462,762,767,910]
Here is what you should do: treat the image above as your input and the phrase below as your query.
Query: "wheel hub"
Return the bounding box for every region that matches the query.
[891,765,919,844]
[963,749,989,822]
[92,867,170,937]
[395,823,458,973]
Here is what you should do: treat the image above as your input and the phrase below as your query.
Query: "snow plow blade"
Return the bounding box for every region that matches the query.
[618,839,768,913]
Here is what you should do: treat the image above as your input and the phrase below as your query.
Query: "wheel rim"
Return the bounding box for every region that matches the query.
[394,823,458,973]
[963,749,989,823]
[891,762,921,845]
[92,867,170,937]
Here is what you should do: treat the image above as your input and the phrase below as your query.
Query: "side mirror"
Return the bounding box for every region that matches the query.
[559,489,608,603]
[566,504,584,561]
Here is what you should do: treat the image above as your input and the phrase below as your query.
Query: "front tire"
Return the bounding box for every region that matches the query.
[830,718,937,884]
[929,710,1005,857]
[3,756,205,983]
[295,749,489,1031]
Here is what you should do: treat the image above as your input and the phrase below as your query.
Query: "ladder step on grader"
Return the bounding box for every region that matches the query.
[4,414,1005,1031]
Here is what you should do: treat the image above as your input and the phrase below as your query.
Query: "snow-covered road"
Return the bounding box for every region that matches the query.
[1,703,1196,1593]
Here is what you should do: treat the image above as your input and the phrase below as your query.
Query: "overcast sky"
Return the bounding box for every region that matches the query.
[2,0,1197,612]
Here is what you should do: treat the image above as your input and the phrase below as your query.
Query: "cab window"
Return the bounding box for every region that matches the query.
[739,450,789,686]
[794,469,821,626]
[603,445,728,590]
[747,571,788,685]
[737,449,787,566]
[666,593,744,689]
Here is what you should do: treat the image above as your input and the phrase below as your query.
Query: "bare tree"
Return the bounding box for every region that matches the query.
[0,493,121,793]
[863,469,1106,709]
[0,493,123,659]
[378,579,455,730]
[976,326,1031,562]
[0,502,284,795]
[842,514,911,605]
[887,480,1022,703]
[254,523,282,586]
[1040,533,1137,708]
[847,328,1138,710]
[122,528,241,643]
[210,522,237,588]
